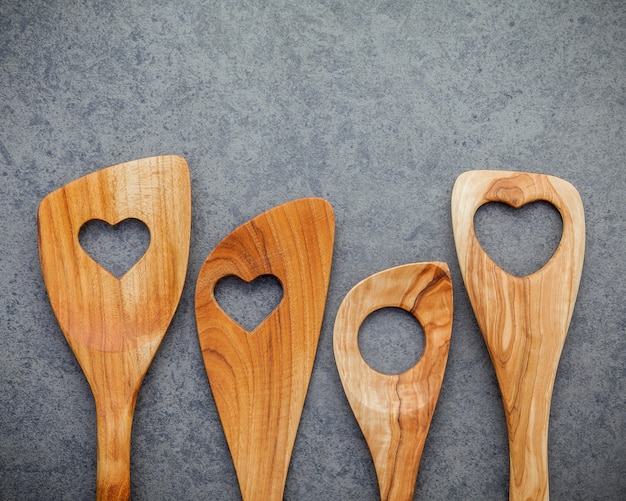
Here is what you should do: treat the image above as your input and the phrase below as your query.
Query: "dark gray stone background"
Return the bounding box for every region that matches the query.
[1,1,624,499]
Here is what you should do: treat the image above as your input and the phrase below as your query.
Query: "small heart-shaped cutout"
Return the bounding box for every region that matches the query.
[474,201,563,277]
[78,218,151,278]
[358,307,425,375]
[214,274,284,332]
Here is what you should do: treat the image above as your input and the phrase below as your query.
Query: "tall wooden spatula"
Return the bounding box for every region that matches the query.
[38,155,191,500]
[195,198,335,501]
[334,263,453,500]
[452,170,585,500]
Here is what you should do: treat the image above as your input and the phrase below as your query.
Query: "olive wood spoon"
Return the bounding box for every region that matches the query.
[451,170,585,501]
[195,198,335,501]
[38,155,191,500]
[334,263,453,501]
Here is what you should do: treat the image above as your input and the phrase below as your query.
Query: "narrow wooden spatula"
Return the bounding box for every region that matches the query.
[334,263,453,501]
[452,170,585,501]
[38,155,191,500]
[195,198,335,501]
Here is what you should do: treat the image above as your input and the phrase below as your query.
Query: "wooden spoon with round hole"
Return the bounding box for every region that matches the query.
[38,155,191,500]
[195,198,335,501]
[451,170,585,501]
[334,262,453,501]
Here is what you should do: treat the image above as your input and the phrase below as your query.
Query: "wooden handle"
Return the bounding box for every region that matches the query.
[38,155,191,500]
[452,170,585,501]
[95,392,136,501]
[334,263,453,501]
[195,198,335,501]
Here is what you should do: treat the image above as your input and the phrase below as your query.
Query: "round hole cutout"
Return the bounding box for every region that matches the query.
[358,307,425,375]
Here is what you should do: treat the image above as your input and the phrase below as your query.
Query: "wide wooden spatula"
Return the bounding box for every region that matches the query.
[334,263,453,501]
[452,170,585,501]
[195,198,335,501]
[38,155,191,500]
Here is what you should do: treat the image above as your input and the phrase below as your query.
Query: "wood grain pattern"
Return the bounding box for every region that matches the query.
[38,155,191,500]
[195,198,335,501]
[451,170,585,501]
[334,263,453,501]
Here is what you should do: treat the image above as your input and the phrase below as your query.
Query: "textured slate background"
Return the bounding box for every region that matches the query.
[1,1,625,499]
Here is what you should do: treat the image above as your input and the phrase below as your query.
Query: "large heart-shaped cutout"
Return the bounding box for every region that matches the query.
[358,307,425,375]
[473,201,563,277]
[214,274,284,332]
[78,218,151,278]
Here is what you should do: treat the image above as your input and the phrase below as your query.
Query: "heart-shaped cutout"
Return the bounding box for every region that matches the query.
[473,201,563,277]
[358,307,425,375]
[214,274,284,332]
[78,218,151,278]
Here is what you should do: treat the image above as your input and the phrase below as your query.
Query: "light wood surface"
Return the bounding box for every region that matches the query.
[451,170,585,501]
[38,155,191,500]
[195,198,335,501]
[334,263,453,501]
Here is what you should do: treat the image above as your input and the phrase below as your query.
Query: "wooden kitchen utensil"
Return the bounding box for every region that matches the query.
[38,155,191,500]
[195,198,335,501]
[451,170,585,501]
[334,263,453,501]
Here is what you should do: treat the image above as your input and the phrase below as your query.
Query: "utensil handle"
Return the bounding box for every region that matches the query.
[95,396,135,501]
[508,401,550,501]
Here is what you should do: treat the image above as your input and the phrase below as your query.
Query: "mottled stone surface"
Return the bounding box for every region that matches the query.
[1,1,624,499]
